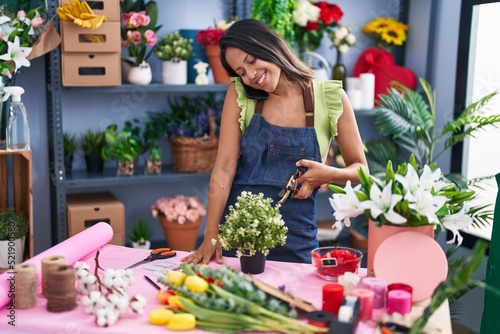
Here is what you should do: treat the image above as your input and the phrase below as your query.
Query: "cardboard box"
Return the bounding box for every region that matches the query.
[59,0,120,22]
[61,52,121,86]
[60,21,121,53]
[66,192,125,246]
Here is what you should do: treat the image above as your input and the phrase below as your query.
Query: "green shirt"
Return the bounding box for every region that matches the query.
[232,77,343,163]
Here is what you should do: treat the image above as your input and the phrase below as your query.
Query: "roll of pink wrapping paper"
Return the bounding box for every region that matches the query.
[0,222,113,309]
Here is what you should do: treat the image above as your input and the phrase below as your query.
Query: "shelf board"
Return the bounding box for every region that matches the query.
[63,83,229,94]
[353,109,377,116]
[61,165,210,190]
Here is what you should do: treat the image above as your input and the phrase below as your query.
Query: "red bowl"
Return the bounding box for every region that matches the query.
[311,246,363,281]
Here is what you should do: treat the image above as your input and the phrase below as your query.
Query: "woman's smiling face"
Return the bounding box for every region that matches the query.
[224,47,281,93]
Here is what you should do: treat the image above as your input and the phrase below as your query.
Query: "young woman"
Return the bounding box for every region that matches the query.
[181,19,367,264]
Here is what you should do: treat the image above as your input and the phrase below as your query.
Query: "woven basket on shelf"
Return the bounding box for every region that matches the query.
[169,111,218,173]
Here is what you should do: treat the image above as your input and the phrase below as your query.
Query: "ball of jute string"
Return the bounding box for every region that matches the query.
[14,263,38,309]
[45,265,76,313]
[41,255,66,298]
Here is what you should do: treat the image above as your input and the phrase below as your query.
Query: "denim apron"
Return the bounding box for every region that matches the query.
[222,85,322,263]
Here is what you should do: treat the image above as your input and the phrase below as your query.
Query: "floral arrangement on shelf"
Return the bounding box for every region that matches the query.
[362,17,408,51]
[293,0,344,53]
[154,31,193,62]
[196,19,235,48]
[147,93,223,139]
[156,263,326,333]
[329,154,478,246]
[120,0,161,66]
[151,195,206,225]
[328,24,356,54]
[0,2,59,80]
[214,191,288,257]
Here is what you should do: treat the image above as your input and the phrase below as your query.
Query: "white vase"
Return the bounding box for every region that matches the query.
[162,60,188,85]
[131,240,151,249]
[127,61,152,85]
[0,237,25,268]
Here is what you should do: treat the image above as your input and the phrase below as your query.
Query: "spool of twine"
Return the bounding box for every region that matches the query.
[45,265,76,313]
[41,255,66,298]
[14,263,38,309]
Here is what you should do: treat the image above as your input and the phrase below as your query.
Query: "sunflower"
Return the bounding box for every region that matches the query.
[362,17,408,50]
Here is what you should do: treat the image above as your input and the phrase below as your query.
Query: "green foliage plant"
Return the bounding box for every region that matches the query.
[63,131,78,158]
[129,218,153,243]
[251,0,296,48]
[154,31,193,61]
[80,129,106,157]
[101,122,141,162]
[142,121,161,162]
[0,208,29,240]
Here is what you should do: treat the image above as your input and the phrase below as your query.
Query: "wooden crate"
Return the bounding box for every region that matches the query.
[0,150,33,259]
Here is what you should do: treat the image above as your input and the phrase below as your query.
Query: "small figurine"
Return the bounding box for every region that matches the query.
[194,61,209,85]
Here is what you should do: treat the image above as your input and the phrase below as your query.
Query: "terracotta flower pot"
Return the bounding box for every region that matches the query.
[160,217,202,251]
[204,45,230,84]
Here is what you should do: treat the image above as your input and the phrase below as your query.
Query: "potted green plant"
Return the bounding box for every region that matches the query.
[0,208,29,268]
[80,128,106,173]
[101,122,142,176]
[215,191,288,274]
[129,218,153,249]
[63,131,78,174]
[142,120,162,175]
[154,31,194,84]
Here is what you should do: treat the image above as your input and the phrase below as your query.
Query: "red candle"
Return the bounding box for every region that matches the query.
[322,283,344,315]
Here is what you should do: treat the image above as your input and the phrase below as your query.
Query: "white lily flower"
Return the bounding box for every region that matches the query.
[409,189,446,225]
[442,205,473,246]
[363,181,407,224]
[0,36,32,70]
[419,164,444,191]
[329,181,364,227]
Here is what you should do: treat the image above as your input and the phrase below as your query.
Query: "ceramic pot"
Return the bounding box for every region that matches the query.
[127,61,152,85]
[131,240,151,249]
[160,217,202,251]
[204,45,230,84]
[367,220,434,276]
[84,155,104,173]
[240,251,266,275]
[162,60,188,85]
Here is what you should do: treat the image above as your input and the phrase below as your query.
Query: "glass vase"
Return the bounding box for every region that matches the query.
[332,50,347,86]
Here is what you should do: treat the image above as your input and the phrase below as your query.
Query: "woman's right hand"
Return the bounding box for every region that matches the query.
[180,237,223,265]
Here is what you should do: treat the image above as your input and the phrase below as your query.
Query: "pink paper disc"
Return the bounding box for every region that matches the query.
[373,231,448,302]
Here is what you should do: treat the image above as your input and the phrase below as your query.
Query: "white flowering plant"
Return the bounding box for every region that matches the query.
[329,154,479,246]
[328,24,356,54]
[214,191,288,257]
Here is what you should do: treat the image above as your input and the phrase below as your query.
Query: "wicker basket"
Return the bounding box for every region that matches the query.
[170,111,218,173]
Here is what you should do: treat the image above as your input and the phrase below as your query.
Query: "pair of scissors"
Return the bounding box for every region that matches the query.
[277,165,308,205]
[126,248,176,269]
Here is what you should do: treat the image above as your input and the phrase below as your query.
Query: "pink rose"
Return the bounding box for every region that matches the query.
[185,209,199,223]
[17,10,26,19]
[122,12,135,28]
[144,30,156,46]
[129,11,150,28]
[127,30,142,44]
[31,17,44,28]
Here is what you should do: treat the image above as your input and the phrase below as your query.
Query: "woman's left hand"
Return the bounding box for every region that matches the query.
[293,159,333,199]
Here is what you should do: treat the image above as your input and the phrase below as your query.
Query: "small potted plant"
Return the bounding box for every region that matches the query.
[154,31,194,85]
[147,93,222,173]
[0,208,29,267]
[80,128,106,173]
[142,120,162,175]
[63,131,78,174]
[151,195,207,251]
[215,191,288,274]
[129,218,153,249]
[101,121,142,176]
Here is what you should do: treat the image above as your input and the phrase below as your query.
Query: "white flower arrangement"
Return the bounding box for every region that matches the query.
[329,24,356,54]
[329,155,476,246]
[214,191,288,257]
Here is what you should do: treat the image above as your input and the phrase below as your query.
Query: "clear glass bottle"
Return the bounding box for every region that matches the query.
[4,86,30,151]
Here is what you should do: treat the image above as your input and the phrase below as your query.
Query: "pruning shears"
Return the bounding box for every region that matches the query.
[277,165,308,205]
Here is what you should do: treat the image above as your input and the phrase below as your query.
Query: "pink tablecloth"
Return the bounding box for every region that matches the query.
[0,245,450,333]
